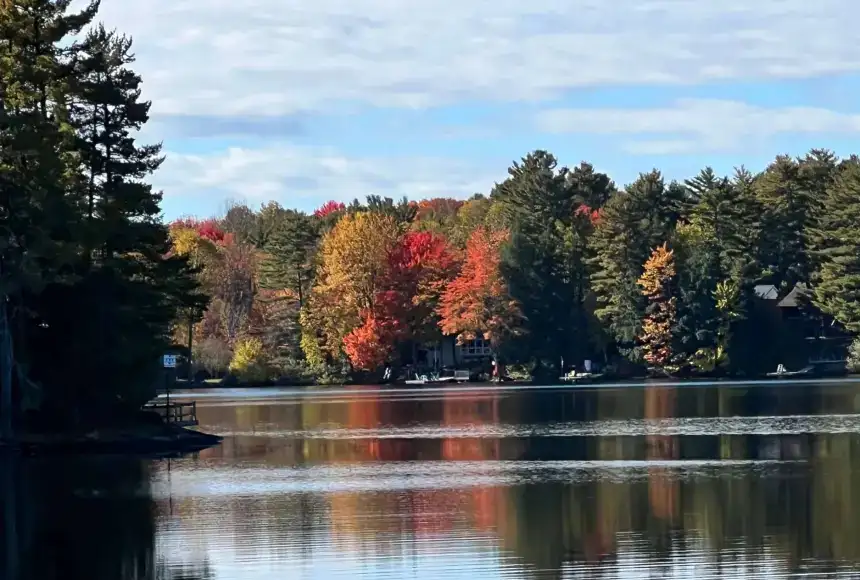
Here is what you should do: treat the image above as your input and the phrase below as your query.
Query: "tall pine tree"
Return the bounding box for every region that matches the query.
[809,156,860,332]
[588,170,679,359]
[492,151,600,375]
[258,210,319,367]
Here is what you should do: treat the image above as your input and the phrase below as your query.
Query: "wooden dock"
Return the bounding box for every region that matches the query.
[143,401,199,427]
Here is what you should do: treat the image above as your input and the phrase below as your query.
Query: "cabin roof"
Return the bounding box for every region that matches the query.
[754,284,779,300]
[778,283,810,308]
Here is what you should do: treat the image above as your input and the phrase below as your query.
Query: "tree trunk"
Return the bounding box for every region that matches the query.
[187,312,194,381]
[0,281,13,441]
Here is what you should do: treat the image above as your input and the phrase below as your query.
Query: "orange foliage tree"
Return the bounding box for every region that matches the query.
[637,243,678,368]
[437,227,522,350]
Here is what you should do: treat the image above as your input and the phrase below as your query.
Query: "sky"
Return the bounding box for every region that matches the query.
[86,0,860,220]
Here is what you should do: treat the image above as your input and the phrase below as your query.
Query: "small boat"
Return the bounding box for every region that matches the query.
[404,372,458,385]
[766,364,813,377]
[559,372,604,383]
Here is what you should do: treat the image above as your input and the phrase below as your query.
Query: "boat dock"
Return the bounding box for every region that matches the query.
[143,401,199,427]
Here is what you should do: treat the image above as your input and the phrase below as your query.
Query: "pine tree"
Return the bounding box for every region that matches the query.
[0,0,100,432]
[258,210,319,367]
[492,151,594,373]
[810,156,860,332]
[588,170,678,357]
[755,155,813,289]
[29,22,204,416]
[799,148,839,283]
[259,211,318,308]
[685,167,761,277]
[0,3,203,425]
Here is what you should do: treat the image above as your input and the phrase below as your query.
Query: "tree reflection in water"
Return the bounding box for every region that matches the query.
[0,453,212,580]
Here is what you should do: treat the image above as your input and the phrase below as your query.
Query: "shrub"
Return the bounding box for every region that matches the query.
[229,337,269,382]
[193,337,233,376]
[847,337,860,373]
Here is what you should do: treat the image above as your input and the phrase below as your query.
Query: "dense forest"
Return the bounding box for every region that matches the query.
[173,148,860,385]
[0,0,203,432]
[4,2,860,434]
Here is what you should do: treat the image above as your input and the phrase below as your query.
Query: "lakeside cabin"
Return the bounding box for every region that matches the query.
[754,282,851,373]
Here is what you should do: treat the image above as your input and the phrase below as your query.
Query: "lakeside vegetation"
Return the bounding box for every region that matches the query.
[174,149,860,385]
[4,2,860,435]
[0,0,204,436]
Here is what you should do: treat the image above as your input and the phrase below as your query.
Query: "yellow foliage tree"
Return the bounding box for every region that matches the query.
[637,243,678,369]
[304,212,401,360]
[229,337,269,382]
[168,226,219,267]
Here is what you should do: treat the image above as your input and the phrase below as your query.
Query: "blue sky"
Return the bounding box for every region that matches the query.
[89,0,860,220]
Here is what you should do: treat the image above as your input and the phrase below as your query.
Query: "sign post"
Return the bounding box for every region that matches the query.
[163,354,176,411]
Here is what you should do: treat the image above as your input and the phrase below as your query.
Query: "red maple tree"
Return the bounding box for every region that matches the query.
[341,230,459,370]
[385,231,459,339]
[314,200,346,218]
[170,217,226,243]
[437,227,522,346]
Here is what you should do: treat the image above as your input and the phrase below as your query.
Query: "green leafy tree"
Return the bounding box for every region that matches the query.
[1,2,204,427]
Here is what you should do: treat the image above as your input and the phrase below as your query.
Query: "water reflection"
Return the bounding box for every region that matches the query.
[10,381,860,578]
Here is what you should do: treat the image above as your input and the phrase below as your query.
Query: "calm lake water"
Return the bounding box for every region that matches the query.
[7,380,860,579]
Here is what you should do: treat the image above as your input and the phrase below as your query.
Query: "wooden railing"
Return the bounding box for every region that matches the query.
[144,401,198,427]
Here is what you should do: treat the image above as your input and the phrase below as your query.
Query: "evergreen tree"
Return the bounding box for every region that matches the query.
[33,23,202,417]
[492,151,594,374]
[755,155,813,290]
[588,170,678,358]
[0,0,99,431]
[1,3,203,427]
[809,156,860,332]
[260,210,318,308]
[564,161,616,209]
[686,168,752,275]
[799,148,839,282]
[258,211,319,366]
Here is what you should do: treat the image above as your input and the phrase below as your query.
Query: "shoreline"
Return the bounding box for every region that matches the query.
[1,422,222,456]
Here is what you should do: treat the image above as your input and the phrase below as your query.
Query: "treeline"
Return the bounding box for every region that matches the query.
[0,1,202,429]
[176,149,860,383]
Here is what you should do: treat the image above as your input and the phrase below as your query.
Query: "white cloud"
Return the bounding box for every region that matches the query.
[86,0,860,117]
[155,144,497,213]
[536,99,860,153]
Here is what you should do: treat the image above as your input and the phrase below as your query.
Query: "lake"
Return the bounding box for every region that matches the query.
[6,380,860,579]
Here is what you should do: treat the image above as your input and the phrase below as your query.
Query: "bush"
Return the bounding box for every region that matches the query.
[229,337,269,382]
[193,337,232,376]
[847,337,860,373]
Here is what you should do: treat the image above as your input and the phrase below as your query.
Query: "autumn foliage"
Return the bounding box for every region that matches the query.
[575,204,602,225]
[314,200,346,218]
[343,311,400,371]
[637,243,677,367]
[308,217,462,370]
[438,227,521,347]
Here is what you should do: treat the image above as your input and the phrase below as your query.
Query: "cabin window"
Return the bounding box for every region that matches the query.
[459,337,492,357]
